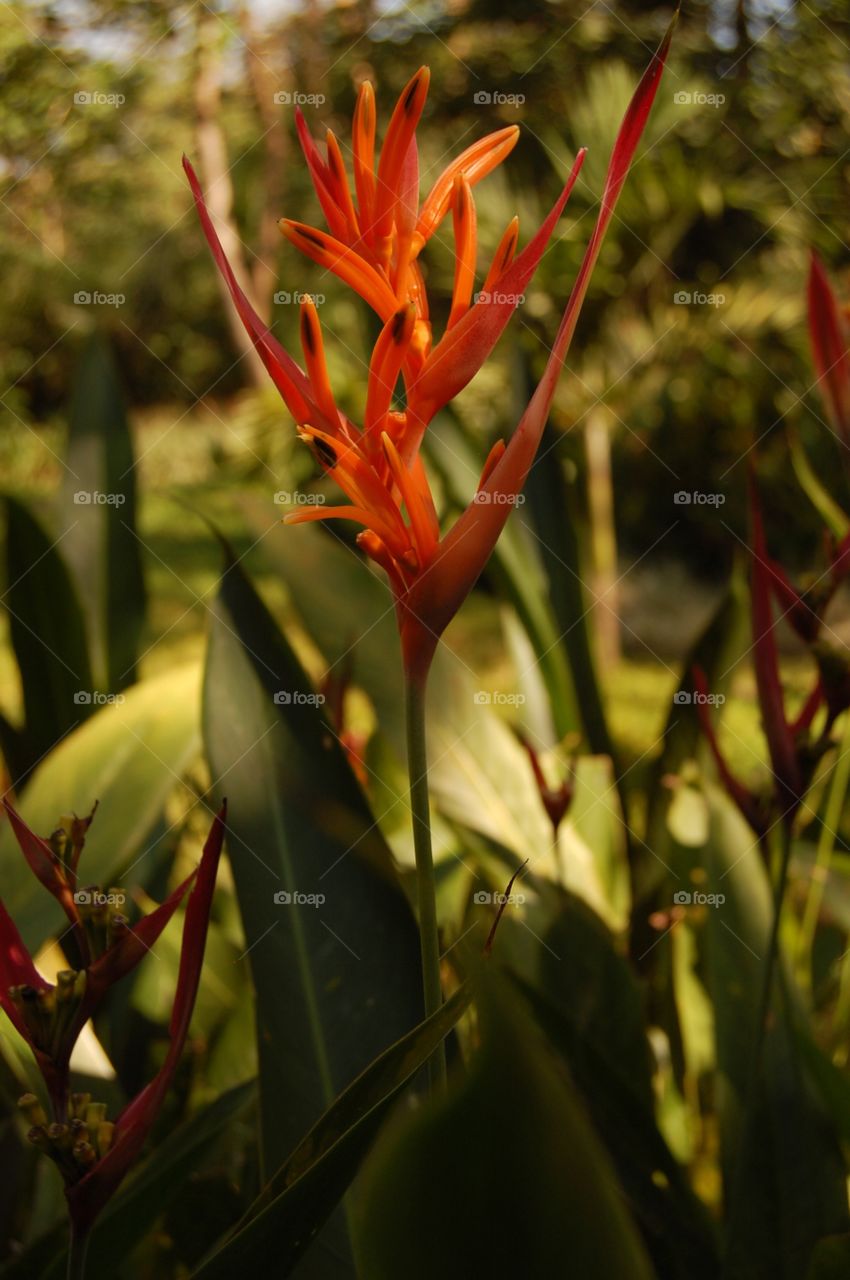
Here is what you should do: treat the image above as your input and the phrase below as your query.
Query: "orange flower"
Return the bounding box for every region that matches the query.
[185,31,673,683]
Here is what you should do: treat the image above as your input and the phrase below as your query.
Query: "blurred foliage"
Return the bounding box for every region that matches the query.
[1,0,849,568]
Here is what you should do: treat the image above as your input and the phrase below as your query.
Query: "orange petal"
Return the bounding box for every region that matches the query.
[381,430,438,563]
[326,129,360,240]
[415,126,519,251]
[373,67,430,252]
[353,81,377,239]
[365,304,417,435]
[299,298,339,426]
[295,109,350,242]
[482,217,519,296]
[280,220,398,319]
[447,176,477,330]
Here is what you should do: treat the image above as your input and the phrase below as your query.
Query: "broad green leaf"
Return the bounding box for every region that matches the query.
[357,968,655,1280]
[521,421,614,760]
[504,894,719,1280]
[0,663,202,949]
[3,1082,256,1280]
[202,554,422,1273]
[241,513,563,870]
[699,787,849,1278]
[59,333,146,691]
[3,495,94,782]
[191,989,469,1280]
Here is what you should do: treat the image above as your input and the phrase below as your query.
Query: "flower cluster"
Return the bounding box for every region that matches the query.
[185,36,672,683]
[0,798,225,1234]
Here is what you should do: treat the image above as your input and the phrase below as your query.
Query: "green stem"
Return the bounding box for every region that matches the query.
[404,671,446,1094]
[67,1223,89,1280]
[722,821,793,1277]
[796,712,850,990]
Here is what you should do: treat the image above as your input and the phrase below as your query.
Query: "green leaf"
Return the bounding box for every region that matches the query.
[59,332,146,691]
[2,495,94,782]
[191,989,469,1280]
[202,551,423,1271]
[0,663,202,950]
[788,427,850,541]
[700,787,849,1278]
[506,893,719,1279]
[356,968,655,1280]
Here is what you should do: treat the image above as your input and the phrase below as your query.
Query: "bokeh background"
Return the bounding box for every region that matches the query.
[3,0,849,774]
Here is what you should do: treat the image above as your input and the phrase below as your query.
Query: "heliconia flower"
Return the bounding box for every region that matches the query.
[185,26,673,685]
[692,477,842,834]
[59,803,225,1235]
[808,253,850,446]
[1,798,225,1139]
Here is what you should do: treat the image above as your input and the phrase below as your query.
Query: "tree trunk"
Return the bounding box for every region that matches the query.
[193,6,266,387]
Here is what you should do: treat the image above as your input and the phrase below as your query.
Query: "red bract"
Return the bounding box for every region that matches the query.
[693,478,843,835]
[186,26,674,685]
[64,804,226,1234]
[809,253,850,446]
[0,798,226,1236]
